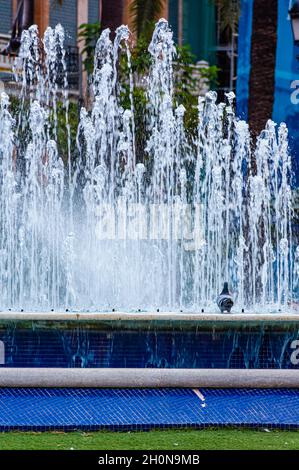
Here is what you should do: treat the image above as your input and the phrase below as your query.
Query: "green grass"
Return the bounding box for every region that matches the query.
[0,429,298,450]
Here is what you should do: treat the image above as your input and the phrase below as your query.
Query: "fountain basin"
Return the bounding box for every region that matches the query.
[0,312,298,370]
[0,312,298,431]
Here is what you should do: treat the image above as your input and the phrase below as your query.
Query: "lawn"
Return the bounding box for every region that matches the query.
[0,429,298,450]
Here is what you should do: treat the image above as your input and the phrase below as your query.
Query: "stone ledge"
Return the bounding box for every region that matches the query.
[0,368,298,388]
[0,311,298,322]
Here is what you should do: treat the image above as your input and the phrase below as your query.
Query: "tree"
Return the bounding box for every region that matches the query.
[101,0,125,34]
[130,0,164,40]
[248,0,278,140]
[78,22,101,74]
[212,0,278,143]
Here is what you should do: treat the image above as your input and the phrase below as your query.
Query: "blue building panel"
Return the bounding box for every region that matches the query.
[88,0,100,24]
[49,0,78,46]
[0,0,12,35]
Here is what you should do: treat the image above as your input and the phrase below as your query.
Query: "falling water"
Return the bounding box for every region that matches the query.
[0,20,295,312]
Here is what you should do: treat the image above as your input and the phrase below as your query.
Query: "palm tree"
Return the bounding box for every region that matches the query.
[212,0,278,143]
[130,0,164,39]
[101,0,125,34]
[248,0,278,140]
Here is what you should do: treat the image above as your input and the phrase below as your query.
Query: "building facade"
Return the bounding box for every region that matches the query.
[0,0,169,48]
[0,0,170,95]
[4,0,287,124]
[0,0,233,93]
[0,1,101,51]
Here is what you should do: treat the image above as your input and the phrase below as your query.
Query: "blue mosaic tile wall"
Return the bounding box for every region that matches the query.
[0,323,298,369]
[0,387,298,431]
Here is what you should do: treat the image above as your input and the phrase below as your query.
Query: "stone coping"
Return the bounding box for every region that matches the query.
[0,311,297,323]
[0,368,298,388]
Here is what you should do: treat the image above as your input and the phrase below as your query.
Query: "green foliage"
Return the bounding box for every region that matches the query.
[118,40,149,162]
[173,45,200,135]
[78,22,101,74]
[7,95,79,167]
[56,101,79,165]
[174,45,219,134]
[130,0,164,40]
[76,16,219,142]
[73,17,219,160]
[130,36,152,75]
[118,37,219,157]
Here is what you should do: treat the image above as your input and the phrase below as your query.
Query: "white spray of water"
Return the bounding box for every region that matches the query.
[0,20,295,312]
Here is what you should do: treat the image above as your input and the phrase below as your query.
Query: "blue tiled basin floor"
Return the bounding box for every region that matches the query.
[0,388,299,431]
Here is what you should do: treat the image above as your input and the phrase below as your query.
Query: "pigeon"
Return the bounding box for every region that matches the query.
[217,282,234,313]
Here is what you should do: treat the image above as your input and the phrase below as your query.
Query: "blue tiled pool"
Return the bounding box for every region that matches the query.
[0,317,298,369]
[0,315,298,431]
[0,387,298,431]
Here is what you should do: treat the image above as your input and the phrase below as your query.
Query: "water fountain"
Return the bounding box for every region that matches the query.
[0,21,298,433]
[0,19,295,313]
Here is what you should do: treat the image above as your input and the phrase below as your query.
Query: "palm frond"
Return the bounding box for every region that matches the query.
[210,0,240,31]
[130,0,164,38]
